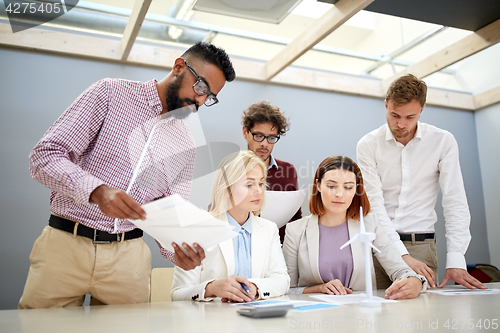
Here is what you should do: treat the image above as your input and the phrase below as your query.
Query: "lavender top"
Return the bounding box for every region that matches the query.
[318,222,353,287]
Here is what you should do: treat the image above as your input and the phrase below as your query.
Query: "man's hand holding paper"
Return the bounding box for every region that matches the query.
[173,242,206,271]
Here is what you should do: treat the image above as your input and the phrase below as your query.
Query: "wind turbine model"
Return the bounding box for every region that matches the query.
[340,206,382,307]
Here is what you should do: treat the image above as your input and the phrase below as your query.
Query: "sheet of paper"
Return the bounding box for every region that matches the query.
[233,300,338,311]
[260,189,308,228]
[426,288,500,296]
[293,303,339,312]
[233,300,289,307]
[129,194,238,252]
[311,293,397,305]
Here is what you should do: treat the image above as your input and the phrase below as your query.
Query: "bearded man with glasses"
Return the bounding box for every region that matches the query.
[19,42,235,309]
[242,101,302,243]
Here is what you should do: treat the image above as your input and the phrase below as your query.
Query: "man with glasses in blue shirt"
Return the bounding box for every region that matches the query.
[242,101,302,243]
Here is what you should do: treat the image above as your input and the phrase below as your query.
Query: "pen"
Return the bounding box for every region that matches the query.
[240,282,250,294]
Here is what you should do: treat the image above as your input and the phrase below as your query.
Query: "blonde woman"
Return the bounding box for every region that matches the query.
[171,150,290,302]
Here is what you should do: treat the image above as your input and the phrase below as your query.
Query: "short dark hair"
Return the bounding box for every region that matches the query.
[309,156,370,221]
[242,101,290,136]
[386,74,427,108]
[182,42,236,82]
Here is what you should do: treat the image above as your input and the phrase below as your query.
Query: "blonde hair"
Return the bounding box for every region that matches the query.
[209,150,267,216]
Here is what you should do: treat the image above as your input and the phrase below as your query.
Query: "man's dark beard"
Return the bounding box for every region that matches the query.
[165,72,198,119]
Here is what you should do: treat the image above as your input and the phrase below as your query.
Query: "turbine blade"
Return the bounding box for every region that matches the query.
[340,234,358,249]
[368,242,381,253]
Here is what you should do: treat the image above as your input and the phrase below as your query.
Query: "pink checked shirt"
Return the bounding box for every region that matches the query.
[29,78,196,263]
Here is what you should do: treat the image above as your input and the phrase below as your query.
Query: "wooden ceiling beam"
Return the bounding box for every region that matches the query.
[263,0,374,81]
[473,86,500,110]
[0,23,121,60]
[383,18,500,89]
[121,0,153,61]
[0,23,477,110]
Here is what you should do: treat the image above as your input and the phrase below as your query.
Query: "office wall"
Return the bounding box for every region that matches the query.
[0,47,490,309]
[475,103,500,269]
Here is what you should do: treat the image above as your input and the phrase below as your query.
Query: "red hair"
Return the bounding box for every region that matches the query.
[309,156,370,220]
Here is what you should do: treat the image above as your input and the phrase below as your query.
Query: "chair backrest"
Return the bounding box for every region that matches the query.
[467,263,500,283]
[150,267,175,302]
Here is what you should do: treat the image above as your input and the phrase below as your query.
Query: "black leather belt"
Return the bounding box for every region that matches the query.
[399,233,435,242]
[49,214,143,244]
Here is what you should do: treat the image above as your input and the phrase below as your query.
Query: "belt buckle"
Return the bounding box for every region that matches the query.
[93,229,112,244]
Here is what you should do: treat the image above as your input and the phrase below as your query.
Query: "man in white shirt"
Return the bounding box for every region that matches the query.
[356,74,485,290]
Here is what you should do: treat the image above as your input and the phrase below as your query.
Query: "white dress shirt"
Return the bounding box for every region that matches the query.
[356,122,471,270]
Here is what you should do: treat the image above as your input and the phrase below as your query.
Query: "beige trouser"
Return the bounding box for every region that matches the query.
[18,226,151,309]
[374,238,438,290]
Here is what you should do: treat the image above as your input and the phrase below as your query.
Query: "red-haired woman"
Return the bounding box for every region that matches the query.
[283,156,426,300]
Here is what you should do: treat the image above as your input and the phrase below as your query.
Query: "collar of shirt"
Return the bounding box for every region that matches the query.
[146,79,164,115]
[227,212,253,234]
[385,121,423,147]
[268,154,279,170]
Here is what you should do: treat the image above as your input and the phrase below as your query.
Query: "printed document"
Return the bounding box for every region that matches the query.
[129,194,238,252]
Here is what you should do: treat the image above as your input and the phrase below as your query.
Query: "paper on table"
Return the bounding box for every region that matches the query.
[311,293,397,305]
[426,288,500,296]
[232,300,288,307]
[260,189,308,228]
[293,303,338,312]
[232,299,337,311]
[129,194,238,252]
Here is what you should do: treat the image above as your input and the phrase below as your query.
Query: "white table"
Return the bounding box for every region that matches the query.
[1,283,499,333]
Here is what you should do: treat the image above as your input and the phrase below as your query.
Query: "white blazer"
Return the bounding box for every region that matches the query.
[171,213,290,301]
[283,214,426,294]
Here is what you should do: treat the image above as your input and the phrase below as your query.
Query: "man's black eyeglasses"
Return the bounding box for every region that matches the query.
[248,130,280,144]
[184,60,218,107]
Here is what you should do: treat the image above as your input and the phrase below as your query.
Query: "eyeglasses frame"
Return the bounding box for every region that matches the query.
[183,59,219,107]
[248,130,281,144]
